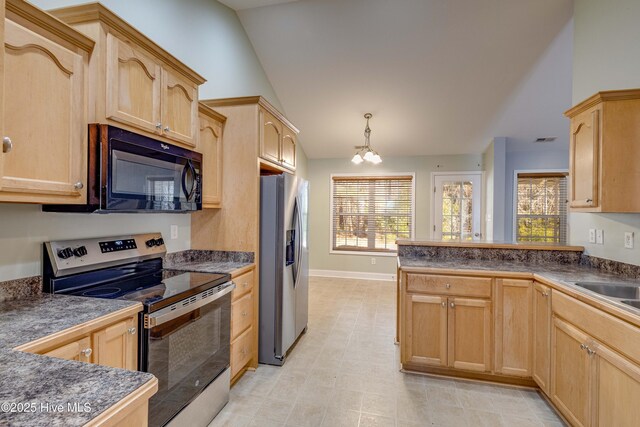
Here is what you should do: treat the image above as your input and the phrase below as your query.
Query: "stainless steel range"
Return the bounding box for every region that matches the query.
[42,233,233,427]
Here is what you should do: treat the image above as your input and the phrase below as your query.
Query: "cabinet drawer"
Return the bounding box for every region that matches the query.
[232,269,254,301]
[553,291,640,365]
[231,327,253,378]
[407,274,492,298]
[231,292,253,340]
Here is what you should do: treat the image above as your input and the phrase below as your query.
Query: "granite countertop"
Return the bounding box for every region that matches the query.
[398,257,640,317]
[0,294,155,426]
[396,239,584,251]
[168,260,254,275]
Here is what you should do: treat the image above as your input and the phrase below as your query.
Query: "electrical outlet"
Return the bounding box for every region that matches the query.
[625,232,634,249]
[596,229,604,245]
[371,258,376,265]
[588,229,596,244]
[170,225,178,240]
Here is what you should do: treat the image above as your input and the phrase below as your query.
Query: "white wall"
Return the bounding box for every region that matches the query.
[569,0,640,265]
[308,155,483,276]
[0,0,285,281]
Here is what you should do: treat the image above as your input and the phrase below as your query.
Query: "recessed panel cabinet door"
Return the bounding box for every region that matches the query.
[198,113,223,207]
[281,127,296,170]
[106,33,161,135]
[532,283,552,394]
[43,336,92,363]
[448,297,491,372]
[402,294,447,367]
[570,107,600,208]
[550,317,591,427]
[259,109,281,164]
[1,19,86,203]
[161,68,198,147]
[93,316,137,370]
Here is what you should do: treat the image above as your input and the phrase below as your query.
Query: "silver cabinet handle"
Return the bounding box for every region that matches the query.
[450,302,455,308]
[81,348,92,357]
[128,327,136,335]
[441,302,446,308]
[164,126,170,132]
[2,137,12,153]
[542,291,549,297]
[587,348,596,356]
[74,182,84,190]
[241,311,247,317]
[445,283,451,289]
[586,198,593,203]
[580,343,587,350]
[156,123,162,129]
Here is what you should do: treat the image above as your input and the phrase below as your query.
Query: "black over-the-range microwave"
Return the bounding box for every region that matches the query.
[44,124,202,213]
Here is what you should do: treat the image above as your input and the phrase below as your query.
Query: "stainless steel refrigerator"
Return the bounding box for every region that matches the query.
[259,173,309,365]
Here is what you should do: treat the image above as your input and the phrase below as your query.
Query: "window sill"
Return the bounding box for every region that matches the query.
[329,250,398,257]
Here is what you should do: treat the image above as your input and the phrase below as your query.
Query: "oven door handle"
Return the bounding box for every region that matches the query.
[144,281,235,328]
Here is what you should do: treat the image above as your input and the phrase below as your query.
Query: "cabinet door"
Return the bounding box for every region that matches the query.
[402,294,447,367]
[43,336,92,363]
[281,126,297,170]
[198,113,223,207]
[592,342,640,427]
[93,316,137,370]
[106,33,161,136]
[550,317,591,427]
[161,68,198,147]
[1,19,86,203]
[494,279,533,377]
[448,297,491,372]
[533,282,552,394]
[231,326,253,379]
[570,107,600,208]
[259,109,282,164]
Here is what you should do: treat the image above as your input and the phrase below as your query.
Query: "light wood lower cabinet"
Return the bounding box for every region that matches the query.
[231,326,253,379]
[532,282,552,394]
[230,267,257,384]
[494,279,533,377]
[403,294,447,367]
[448,297,492,372]
[43,336,92,363]
[93,316,138,370]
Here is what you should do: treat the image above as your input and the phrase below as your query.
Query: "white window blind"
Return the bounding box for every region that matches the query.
[332,175,414,253]
[516,173,568,244]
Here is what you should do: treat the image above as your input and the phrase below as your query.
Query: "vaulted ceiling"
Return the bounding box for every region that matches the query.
[234,0,574,159]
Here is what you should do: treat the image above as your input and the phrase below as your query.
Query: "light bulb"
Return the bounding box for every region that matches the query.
[371,154,382,164]
[363,150,375,161]
[351,153,364,164]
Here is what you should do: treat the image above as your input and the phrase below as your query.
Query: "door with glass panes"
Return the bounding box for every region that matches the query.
[433,173,482,240]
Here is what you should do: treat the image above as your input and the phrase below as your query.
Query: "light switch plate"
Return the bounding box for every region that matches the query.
[170,225,178,240]
[596,229,604,245]
[588,229,596,244]
[625,232,634,249]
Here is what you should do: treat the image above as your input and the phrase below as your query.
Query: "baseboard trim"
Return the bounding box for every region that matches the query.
[309,269,396,282]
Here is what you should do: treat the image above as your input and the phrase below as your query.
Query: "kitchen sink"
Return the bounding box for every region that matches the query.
[574,282,640,299]
[622,300,640,309]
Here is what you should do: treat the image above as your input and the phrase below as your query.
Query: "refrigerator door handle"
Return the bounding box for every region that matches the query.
[293,196,303,287]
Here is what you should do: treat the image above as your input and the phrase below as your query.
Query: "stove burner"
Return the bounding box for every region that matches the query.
[82,287,121,297]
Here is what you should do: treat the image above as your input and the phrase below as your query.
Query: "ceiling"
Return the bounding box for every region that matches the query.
[218,0,299,11]
[236,0,574,159]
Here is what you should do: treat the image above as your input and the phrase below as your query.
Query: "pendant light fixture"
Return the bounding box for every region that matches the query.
[351,113,382,164]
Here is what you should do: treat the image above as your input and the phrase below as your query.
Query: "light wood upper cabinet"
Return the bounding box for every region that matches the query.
[161,68,198,147]
[43,336,92,363]
[50,3,205,149]
[402,294,447,367]
[550,317,591,427]
[448,297,491,372]
[281,126,297,170]
[198,103,225,208]
[494,279,533,377]
[532,282,551,394]
[0,9,92,204]
[569,106,599,209]
[565,89,640,212]
[260,108,282,165]
[93,315,137,370]
[106,34,161,136]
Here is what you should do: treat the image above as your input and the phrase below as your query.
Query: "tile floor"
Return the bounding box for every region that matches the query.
[210,277,565,427]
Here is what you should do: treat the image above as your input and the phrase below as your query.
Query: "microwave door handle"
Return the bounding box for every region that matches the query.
[181,161,197,200]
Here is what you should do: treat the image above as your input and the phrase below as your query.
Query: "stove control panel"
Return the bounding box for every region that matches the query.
[45,233,166,277]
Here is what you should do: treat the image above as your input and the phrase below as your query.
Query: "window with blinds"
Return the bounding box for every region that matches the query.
[331,175,414,253]
[515,173,568,244]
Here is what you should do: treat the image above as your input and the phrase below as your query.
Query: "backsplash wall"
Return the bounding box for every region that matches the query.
[570,0,640,266]
[0,204,190,281]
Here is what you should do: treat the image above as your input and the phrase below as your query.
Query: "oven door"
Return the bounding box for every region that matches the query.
[143,284,232,427]
[106,127,202,212]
